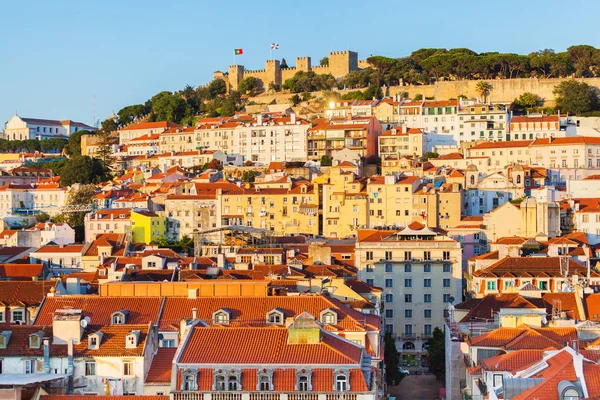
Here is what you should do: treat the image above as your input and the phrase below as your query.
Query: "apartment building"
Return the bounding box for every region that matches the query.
[509,114,576,140]
[464,140,532,171]
[158,127,196,153]
[127,133,159,156]
[457,102,508,143]
[322,168,368,238]
[365,175,421,228]
[84,208,132,242]
[355,224,462,354]
[0,182,68,218]
[530,136,600,171]
[118,121,181,144]
[399,100,459,135]
[308,116,382,162]
[378,127,426,160]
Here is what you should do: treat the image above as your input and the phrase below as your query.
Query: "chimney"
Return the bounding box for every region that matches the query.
[290,113,296,124]
[217,253,226,269]
[52,309,84,345]
[188,288,198,299]
[402,125,408,134]
[257,114,263,125]
[43,338,50,373]
[192,308,198,319]
[391,128,397,135]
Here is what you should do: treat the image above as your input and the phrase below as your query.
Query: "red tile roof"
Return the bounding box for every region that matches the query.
[472,257,594,279]
[34,296,163,326]
[480,349,545,373]
[120,121,181,131]
[0,263,44,280]
[146,347,177,383]
[179,325,363,365]
[469,140,533,150]
[469,326,577,350]
[531,136,600,146]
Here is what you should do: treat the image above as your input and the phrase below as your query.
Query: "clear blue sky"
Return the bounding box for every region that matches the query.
[1,0,598,128]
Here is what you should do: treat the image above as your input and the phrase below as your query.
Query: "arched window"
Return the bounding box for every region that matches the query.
[184,375,195,391]
[516,175,521,184]
[228,376,239,391]
[323,312,335,324]
[298,376,309,391]
[181,369,198,391]
[215,375,226,391]
[259,375,270,391]
[470,175,475,185]
[563,388,580,400]
[335,375,348,391]
[403,342,415,350]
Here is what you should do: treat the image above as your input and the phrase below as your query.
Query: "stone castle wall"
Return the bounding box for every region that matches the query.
[213,51,360,92]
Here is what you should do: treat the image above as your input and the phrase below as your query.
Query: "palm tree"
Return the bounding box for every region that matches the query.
[476,81,493,103]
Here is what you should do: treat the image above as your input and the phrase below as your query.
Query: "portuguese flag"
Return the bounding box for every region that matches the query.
[234,48,243,55]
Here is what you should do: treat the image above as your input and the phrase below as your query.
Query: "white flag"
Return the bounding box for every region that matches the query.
[270,43,279,50]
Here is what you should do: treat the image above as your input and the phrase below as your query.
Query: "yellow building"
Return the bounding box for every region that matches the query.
[378,127,426,161]
[218,177,320,236]
[131,210,166,244]
[322,167,369,238]
[366,175,421,228]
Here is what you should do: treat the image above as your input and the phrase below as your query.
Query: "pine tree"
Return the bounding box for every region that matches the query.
[384,332,402,385]
[94,129,115,174]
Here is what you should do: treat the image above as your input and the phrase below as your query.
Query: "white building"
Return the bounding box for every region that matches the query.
[0,182,68,218]
[4,114,96,140]
[29,222,76,246]
[509,114,576,141]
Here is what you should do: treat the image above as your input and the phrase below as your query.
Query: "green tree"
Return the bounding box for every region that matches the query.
[514,92,543,111]
[150,235,172,248]
[208,79,227,98]
[53,185,96,242]
[36,213,50,223]
[567,45,598,77]
[427,327,446,382]
[413,94,423,101]
[65,129,90,157]
[319,57,329,67]
[241,170,259,182]
[425,152,440,159]
[151,91,187,122]
[320,155,332,166]
[289,94,301,106]
[553,80,600,115]
[59,156,108,186]
[118,104,147,125]
[238,77,264,96]
[384,332,403,385]
[476,81,493,102]
[94,129,115,173]
[101,118,118,134]
[280,58,289,69]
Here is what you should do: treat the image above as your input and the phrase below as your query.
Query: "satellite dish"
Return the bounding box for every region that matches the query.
[158,333,164,340]
[449,296,455,304]
[80,318,89,328]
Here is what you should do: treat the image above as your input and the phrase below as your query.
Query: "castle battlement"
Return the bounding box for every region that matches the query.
[215,50,360,92]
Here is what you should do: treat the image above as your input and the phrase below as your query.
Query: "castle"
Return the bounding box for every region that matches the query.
[213,50,370,92]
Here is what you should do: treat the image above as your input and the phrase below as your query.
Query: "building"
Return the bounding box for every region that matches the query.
[464,140,532,172]
[130,210,166,244]
[355,224,462,357]
[457,102,509,143]
[84,209,132,242]
[308,116,382,162]
[118,121,181,144]
[529,136,600,179]
[509,114,576,140]
[0,182,68,218]
[4,114,96,140]
[378,127,426,161]
[171,312,380,399]
[214,50,359,91]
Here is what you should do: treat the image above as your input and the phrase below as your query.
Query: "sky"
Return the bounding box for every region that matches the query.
[1,0,599,128]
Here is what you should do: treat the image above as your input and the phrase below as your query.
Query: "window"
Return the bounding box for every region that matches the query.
[385,309,394,318]
[366,251,373,261]
[443,263,452,273]
[229,375,239,390]
[424,278,432,287]
[443,251,450,260]
[404,309,412,318]
[366,264,374,272]
[367,278,374,286]
[85,361,96,376]
[12,310,24,323]
[493,374,503,388]
[215,375,226,391]
[404,278,412,288]
[385,279,393,288]
[424,294,432,303]
[24,359,35,374]
[322,312,336,324]
[162,339,175,348]
[443,294,452,303]
[423,251,431,261]
[184,375,196,391]
[123,361,133,376]
[335,374,348,391]
[424,324,432,336]
[385,263,393,272]
[405,294,412,303]
[443,279,451,288]
[30,335,40,348]
[487,281,496,290]
[424,264,431,273]
[385,295,394,305]
[404,264,412,272]
[385,251,393,260]
[297,375,310,391]
[112,313,124,324]
[385,324,394,334]
[424,309,432,318]
[258,375,271,391]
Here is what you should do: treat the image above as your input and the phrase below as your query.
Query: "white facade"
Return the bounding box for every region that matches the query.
[0,184,67,218]
[4,114,96,140]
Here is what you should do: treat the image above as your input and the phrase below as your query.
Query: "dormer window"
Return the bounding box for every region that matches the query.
[295,369,312,391]
[212,309,231,326]
[181,368,198,391]
[333,369,350,392]
[0,331,12,349]
[111,310,129,325]
[213,369,241,391]
[256,369,273,391]
[29,333,42,349]
[320,309,338,325]
[266,308,285,325]
[88,333,103,350]
[126,330,140,348]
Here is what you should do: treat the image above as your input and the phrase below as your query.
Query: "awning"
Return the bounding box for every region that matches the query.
[0,374,69,385]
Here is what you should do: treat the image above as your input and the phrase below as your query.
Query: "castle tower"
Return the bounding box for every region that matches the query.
[296,56,312,72]
[328,50,359,78]
[227,65,244,91]
[265,59,282,87]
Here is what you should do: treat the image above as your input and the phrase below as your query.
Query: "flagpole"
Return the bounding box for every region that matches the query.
[270,45,272,61]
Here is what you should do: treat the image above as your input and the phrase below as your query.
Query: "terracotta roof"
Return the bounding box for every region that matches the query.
[42,396,167,400]
[435,152,464,160]
[32,244,85,254]
[469,140,533,150]
[0,281,51,307]
[511,115,559,123]
[179,325,363,365]
[158,295,379,332]
[34,296,163,326]
[472,257,594,279]
[469,326,577,350]
[0,263,44,280]
[146,347,177,383]
[531,136,600,146]
[120,121,181,131]
[480,349,545,373]
[457,294,539,323]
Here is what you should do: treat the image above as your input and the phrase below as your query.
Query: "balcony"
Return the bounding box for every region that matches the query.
[173,392,368,400]
[402,333,416,340]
